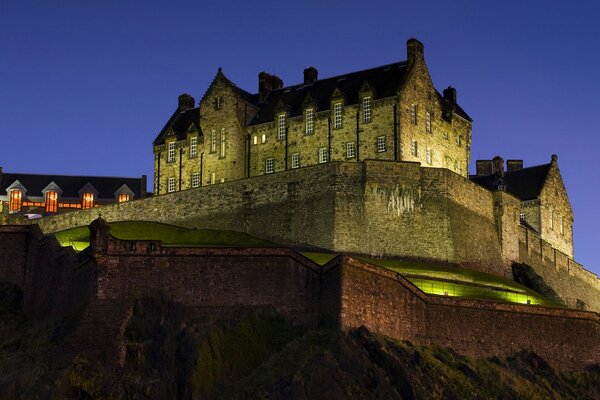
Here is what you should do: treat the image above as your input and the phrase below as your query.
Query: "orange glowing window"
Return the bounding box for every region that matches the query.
[45,191,58,213]
[9,190,22,213]
[118,193,130,203]
[82,193,94,209]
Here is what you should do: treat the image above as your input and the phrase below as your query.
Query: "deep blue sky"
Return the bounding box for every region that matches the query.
[1,1,599,274]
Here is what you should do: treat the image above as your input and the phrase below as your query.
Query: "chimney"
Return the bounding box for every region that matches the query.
[304,67,318,84]
[443,87,457,107]
[141,175,147,199]
[407,38,424,65]
[492,156,505,177]
[506,160,523,172]
[258,72,284,103]
[178,94,195,112]
[476,160,493,176]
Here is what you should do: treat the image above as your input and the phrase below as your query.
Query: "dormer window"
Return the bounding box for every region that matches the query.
[118,193,130,203]
[278,114,286,140]
[362,97,372,123]
[333,103,342,128]
[167,142,175,162]
[305,109,314,135]
[9,190,22,213]
[115,184,134,203]
[82,193,94,209]
[45,191,58,213]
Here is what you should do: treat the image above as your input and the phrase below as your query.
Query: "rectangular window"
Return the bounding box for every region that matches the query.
[549,210,554,229]
[333,103,342,128]
[167,142,175,162]
[82,193,94,209]
[220,178,225,183]
[9,190,22,212]
[560,217,564,235]
[319,147,328,163]
[291,153,300,169]
[410,104,417,125]
[45,191,58,213]
[278,114,286,140]
[305,109,314,134]
[168,177,176,193]
[261,134,266,144]
[210,172,216,185]
[426,148,432,164]
[362,97,371,123]
[425,112,431,133]
[411,140,418,156]
[520,213,526,224]
[220,129,226,157]
[346,142,356,158]
[253,135,258,145]
[265,158,275,174]
[118,193,130,203]
[443,131,449,140]
[190,137,197,157]
[457,135,462,147]
[377,136,386,153]
[192,172,200,188]
[211,130,217,152]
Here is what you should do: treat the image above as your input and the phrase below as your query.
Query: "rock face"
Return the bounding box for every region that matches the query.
[0,285,599,400]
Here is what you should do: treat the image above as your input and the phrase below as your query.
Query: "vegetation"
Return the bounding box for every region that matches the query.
[300,251,337,265]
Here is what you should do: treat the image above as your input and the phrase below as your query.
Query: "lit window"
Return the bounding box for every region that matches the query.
[220,129,226,157]
[9,190,22,213]
[45,191,58,213]
[425,112,431,133]
[118,193,130,203]
[363,97,371,123]
[305,109,314,135]
[190,137,197,157]
[410,104,417,125]
[426,148,432,164]
[192,172,200,188]
[319,147,328,163]
[377,136,386,153]
[167,142,175,162]
[220,178,225,183]
[168,178,176,193]
[278,114,286,140]
[261,134,266,144]
[291,153,300,169]
[333,103,342,128]
[253,135,258,145]
[265,158,274,174]
[211,130,217,153]
[346,142,356,158]
[560,217,564,235]
[210,172,216,185]
[549,210,553,229]
[82,193,94,209]
[411,140,418,157]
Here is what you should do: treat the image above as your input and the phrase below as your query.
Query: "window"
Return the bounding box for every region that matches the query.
[411,140,418,156]
[443,131,449,140]
[549,210,554,229]
[190,137,197,157]
[265,158,274,174]
[210,172,216,185]
[253,135,258,145]
[211,130,217,152]
[305,109,314,134]
[362,97,371,123]
[410,104,417,125]
[192,172,200,188]
[425,112,431,133]
[377,136,386,153]
[82,193,94,209]
[214,96,222,110]
[167,142,175,162]
[220,129,226,157]
[261,134,266,144]
[560,217,564,235]
[168,178,176,193]
[118,193,130,203]
[333,103,342,128]
[426,148,432,164]
[220,178,225,183]
[319,147,328,163]
[278,114,286,140]
[9,190,22,213]
[45,191,58,213]
[291,153,300,169]
[346,142,356,158]
[457,135,462,147]
[520,213,526,224]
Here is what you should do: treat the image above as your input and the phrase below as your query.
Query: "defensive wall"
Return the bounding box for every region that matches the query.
[0,223,598,370]
[17,160,600,312]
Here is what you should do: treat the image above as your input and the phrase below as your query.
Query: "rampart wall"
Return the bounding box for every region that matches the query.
[0,225,29,286]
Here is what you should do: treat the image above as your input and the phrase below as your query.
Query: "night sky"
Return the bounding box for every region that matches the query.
[1,1,599,274]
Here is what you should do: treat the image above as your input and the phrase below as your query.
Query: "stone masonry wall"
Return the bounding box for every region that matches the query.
[0,225,29,286]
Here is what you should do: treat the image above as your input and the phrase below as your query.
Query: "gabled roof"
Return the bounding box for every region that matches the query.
[153,107,200,146]
[0,172,146,200]
[470,163,551,201]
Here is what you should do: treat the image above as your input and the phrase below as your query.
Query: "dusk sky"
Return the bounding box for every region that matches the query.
[1,1,599,274]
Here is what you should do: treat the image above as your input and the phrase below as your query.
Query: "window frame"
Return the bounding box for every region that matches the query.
[425,112,431,133]
[167,142,175,163]
[333,103,342,129]
[362,97,372,123]
[265,158,275,174]
[45,191,58,213]
[411,140,418,157]
[167,177,176,193]
[410,104,417,125]
[211,130,217,153]
[305,109,314,135]
[118,193,130,203]
[82,192,94,209]
[377,136,386,153]
[426,148,432,164]
[220,128,226,158]
[318,147,328,163]
[278,114,286,140]
[189,137,197,158]
[9,189,22,213]
[291,153,300,169]
[191,172,200,188]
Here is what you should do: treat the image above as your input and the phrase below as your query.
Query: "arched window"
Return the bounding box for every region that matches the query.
[9,190,22,213]
[45,191,58,213]
[82,193,94,209]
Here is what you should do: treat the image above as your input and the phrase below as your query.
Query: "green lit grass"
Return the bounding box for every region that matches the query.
[300,252,337,266]
[54,221,275,251]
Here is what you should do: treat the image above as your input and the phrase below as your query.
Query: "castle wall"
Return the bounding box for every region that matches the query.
[0,225,29,286]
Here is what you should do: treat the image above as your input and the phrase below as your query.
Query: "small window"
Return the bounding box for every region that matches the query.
[220,178,225,183]
[45,191,58,213]
[549,210,554,229]
[346,142,356,158]
[278,114,286,140]
[214,96,222,110]
[333,103,342,129]
[425,112,431,133]
[520,213,526,224]
[253,135,258,145]
[167,142,175,162]
[560,217,564,235]
[362,97,371,123]
[118,193,130,203]
[305,109,314,135]
[291,153,300,169]
[426,148,432,164]
[210,172,216,185]
[411,140,418,157]
[377,136,386,153]
[82,193,94,209]
[410,104,417,125]
[457,135,462,147]
[211,130,217,153]
[443,131,449,140]
[319,147,328,163]
[265,158,275,174]
[192,172,200,188]
[9,190,22,213]
[261,134,266,144]
[168,178,176,193]
[220,129,226,157]
[190,137,197,157]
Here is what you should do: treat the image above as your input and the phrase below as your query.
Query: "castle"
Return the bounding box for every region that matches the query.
[0,38,598,370]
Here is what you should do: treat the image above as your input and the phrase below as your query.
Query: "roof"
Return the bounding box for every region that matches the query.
[469,163,551,201]
[153,107,200,146]
[0,172,146,200]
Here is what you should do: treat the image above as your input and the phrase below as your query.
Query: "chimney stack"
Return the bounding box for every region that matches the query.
[178,94,195,112]
[303,67,318,84]
[506,160,523,172]
[407,38,424,65]
[258,72,284,103]
[476,160,493,176]
[443,87,457,107]
[492,156,505,177]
